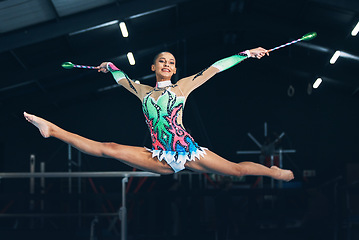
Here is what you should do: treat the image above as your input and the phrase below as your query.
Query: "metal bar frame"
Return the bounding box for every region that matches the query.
[0,171,159,179]
[0,171,160,240]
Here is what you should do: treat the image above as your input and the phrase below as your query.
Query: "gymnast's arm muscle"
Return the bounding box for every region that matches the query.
[176,52,249,96]
[176,47,268,96]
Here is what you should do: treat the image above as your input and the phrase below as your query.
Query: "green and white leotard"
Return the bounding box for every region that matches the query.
[107,51,249,172]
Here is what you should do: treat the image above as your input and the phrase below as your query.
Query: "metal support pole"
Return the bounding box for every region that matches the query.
[90,216,99,240]
[247,133,262,148]
[270,155,274,189]
[278,149,283,188]
[68,144,72,194]
[237,122,296,189]
[40,162,45,227]
[120,176,128,240]
[29,154,35,203]
[0,171,159,238]
[29,154,35,228]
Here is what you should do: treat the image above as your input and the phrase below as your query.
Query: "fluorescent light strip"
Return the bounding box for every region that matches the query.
[127,52,135,65]
[119,22,129,37]
[330,51,341,64]
[69,20,119,36]
[297,42,330,53]
[340,51,359,61]
[297,42,359,62]
[129,5,175,19]
[313,78,322,89]
[351,21,359,36]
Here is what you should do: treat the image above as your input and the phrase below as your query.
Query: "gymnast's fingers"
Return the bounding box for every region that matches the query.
[257,52,265,59]
[95,66,101,72]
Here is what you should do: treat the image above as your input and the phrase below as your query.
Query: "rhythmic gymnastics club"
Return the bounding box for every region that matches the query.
[61,62,98,70]
[267,32,317,53]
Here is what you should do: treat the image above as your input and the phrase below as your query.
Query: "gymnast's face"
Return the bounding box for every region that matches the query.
[151,52,177,81]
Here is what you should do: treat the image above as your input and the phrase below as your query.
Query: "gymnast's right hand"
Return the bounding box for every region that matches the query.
[96,62,109,73]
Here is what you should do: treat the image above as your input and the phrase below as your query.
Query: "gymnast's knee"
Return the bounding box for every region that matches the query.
[234,163,248,177]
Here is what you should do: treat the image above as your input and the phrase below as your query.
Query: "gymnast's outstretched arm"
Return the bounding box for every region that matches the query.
[97,62,152,100]
[176,47,269,96]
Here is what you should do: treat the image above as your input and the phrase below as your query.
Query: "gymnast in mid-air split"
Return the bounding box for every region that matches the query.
[24,47,294,181]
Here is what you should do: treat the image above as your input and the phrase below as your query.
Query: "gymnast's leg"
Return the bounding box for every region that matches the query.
[23,112,174,174]
[185,149,294,181]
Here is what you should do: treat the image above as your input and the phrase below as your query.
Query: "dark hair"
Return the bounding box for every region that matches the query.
[152,52,175,64]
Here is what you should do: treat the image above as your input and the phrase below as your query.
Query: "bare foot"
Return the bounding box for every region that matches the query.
[24,112,53,138]
[271,166,294,182]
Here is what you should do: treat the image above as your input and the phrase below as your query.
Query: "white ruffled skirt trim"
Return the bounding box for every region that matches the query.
[145,147,208,173]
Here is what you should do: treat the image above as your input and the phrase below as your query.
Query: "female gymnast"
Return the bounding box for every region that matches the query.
[24,47,294,181]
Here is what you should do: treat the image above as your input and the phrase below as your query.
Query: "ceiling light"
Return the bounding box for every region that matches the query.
[330,51,341,64]
[70,20,118,36]
[351,21,359,36]
[127,52,135,65]
[313,78,322,89]
[119,22,129,38]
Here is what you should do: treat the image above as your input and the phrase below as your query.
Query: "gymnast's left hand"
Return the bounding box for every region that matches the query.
[248,47,269,59]
[96,62,109,73]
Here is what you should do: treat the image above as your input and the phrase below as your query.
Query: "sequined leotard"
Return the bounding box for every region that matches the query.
[107,52,249,172]
[142,81,208,172]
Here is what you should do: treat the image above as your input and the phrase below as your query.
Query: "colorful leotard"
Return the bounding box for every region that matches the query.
[107,52,249,172]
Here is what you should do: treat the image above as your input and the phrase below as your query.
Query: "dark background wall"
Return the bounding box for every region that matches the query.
[0,0,358,239]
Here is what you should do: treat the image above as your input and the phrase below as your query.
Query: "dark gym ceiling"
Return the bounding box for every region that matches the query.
[1,0,358,122]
